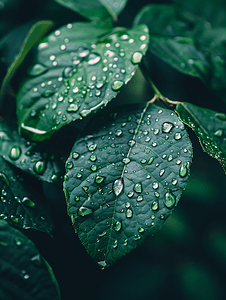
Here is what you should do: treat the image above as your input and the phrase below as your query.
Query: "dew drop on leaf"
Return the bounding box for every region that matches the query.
[67,104,79,112]
[113,240,118,248]
[78,206,93,216]
[162,122,174,133]
[214,129,223,137]
[179,162,189,178]
[87,53,101,65]
[151,201,159,211]
[90,154,97,162]
[9,146,21,160]
[88,144,97,151]
[111,80,124,91]
[22,197,35,207]
[0,172,10,186]
[90,165,97,172]
[114,221,122,232]
[72,152,80,159]
[28,64,48,76]
[174,133,182,140]
[95,175,105,184]
[152,182,159,190]
[113,178,124,196]
[33,161,46,174]
[122,157,130,165]
[164,190,176,209]
[126,209,133,218]
[137,195,143,202]
[133,182,142,193]
[131,51,143,64]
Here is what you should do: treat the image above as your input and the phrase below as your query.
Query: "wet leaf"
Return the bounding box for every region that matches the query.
[64,103,192,268]
[55,0,128,22]
[134,4,226,103]
[16,22,149,141]
[0,20,54,106]
[0,220,60,300]
[0,156,54,235]
[176,102,226,173]
[0,120,65,183]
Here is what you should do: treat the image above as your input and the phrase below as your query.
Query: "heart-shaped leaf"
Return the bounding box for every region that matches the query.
[0,156,54,235]
[54,0,128,22]
[0,220,60,300]
[176,102,226,173]
[0,120,65,183]
[16,22,149,141]
[0,20,54,106]
[64,103,193,268]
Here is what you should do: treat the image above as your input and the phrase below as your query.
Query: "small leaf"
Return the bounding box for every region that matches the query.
[0,220,60,300]
[0,156,54,235]
[176,102,226,173]
[133,5,210,79]
[64,103,192,268]
[54,0,128,22]
[0,20,54,106]
[0,120,65,183]
[17,22,149,141]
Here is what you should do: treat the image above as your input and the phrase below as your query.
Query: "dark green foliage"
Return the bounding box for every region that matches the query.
[0,220,60,300]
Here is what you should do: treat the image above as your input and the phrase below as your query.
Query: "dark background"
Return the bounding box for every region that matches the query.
[0,0,226,299]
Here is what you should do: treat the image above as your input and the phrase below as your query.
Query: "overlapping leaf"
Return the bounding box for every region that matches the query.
[17,22,149,141]
[0,156,54,235]
[64,103,193,268]
[176,102,226,173]
[54,0,128,22]
[0,20,54,105]
[133,4,226,103]
[0,120,65,183]
[0,220,60,300]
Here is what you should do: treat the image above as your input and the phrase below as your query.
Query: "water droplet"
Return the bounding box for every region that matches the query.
[87,53,101,65]
[179,162,189,178]
[215,113,226,120]
[78,206,93,216]
[172,179,178,186]
[98,260,107,268]
[113,240,118,248]
[22,197,35,207]
[152,182,159,190]
[95,175,105,184]
[9,146,21,160]
[140,159,147,164]
[159,169,165,177]
[162,122,174,133]
[138,227,145,233]
[127,191,134,198]
[214,129,223,137]
[174,132,182,140]
[33,161,46,174]
[78,47,89,58]
[87,155,97,164]
[42,89,54,98]
[66,161,73,169]
[168,155,173,161]
[133,182,142,193]
[31,254,43,266]
[90,165,97,172]
[80,110,91,117]
[123,239,128,246]
[82,186,89,193]
[15,238,22,246]
[114,220,122,232]
[72,152,80,159]
[128,140,136,147]
[164,190,176,209]
[122,158,130,165]
[137,195,143,202]
[88,144,97,151]
[28,64,48,76]
[115,129,122,137]
[63,67,73,78]
[131,51,142,64]
[67,104,78,112]
[113,178,124,196]
[112,80,124,91]
[10,215,19,223]
[151,201,159,211]
[147,157,154,165]
[126,209,133,218]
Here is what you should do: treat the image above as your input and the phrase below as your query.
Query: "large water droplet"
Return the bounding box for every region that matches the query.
[87,53,101,65]
[131,51,142,64]
[113,240,118,248]
[9,146,21,160]
[78,206,93,216]
[151,200,159,211]
[112,80,124,91]
[90,164,97,172]
[63,67,73,78]
[126,209,133,218]
[33,161,46,175]
[179,162,189,178]
[133,182,142,193]
[113,178,124,196]
[122,158,130,165]
[78,47,89,58]
[90,154,97,162]
[67,104,78,112]
[95,174,105,184]
[152,182,159,190]
[162,122,174,133]
[28,64,48,76]
[88,144,97,151]
[164,190,176,209]
[114,220,122,232]
[174,132,182,140]
[128,140,136,147]
[72,152,80,159]
[22,197,35,207]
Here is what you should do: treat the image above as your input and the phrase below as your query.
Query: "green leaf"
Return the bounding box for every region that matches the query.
[0,220,60,300]
[0,120,65,183]
[0,156,54,235]
[176,102,226,173]
[54,0,128,22]
[16,22,149,141]
[0,20,54,107]
[133,5,210,80]
[63,103,193,268]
